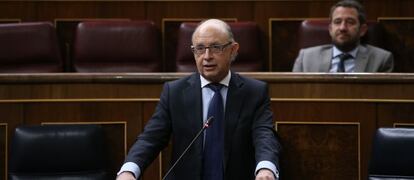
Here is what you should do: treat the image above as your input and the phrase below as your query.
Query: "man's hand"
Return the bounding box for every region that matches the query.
[255,168,276,180]
[116,171,136,180]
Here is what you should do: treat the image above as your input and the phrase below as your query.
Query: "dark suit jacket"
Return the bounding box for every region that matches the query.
[292,44,394,72]
[125,72,281,180]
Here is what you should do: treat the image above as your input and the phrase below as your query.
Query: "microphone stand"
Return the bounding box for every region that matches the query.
[161,116,214,180]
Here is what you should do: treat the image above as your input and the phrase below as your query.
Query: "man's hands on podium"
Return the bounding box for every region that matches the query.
[116,171,136,180]
[256,168,277,180]
[116,168,277,180]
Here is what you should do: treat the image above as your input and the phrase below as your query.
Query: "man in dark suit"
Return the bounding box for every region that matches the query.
[117,19,281,180]
[293,0,394,72]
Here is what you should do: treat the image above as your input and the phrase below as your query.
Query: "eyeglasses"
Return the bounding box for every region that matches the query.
[191,42,233,55]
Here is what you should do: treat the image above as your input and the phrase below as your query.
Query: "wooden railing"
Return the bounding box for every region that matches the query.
[1,72,414,179]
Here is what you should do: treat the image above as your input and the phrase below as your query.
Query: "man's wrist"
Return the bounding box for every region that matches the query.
[117,162,140,178]
[257,168,279,179]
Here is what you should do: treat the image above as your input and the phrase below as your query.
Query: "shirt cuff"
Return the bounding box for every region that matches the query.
[117,162,141,178]
[255,160,279,179]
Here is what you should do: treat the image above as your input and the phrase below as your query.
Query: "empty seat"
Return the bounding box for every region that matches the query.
[368,128,414,180]
[175,21,265,72]
[72,21,162,72]
[0,22,63,73]
[298,19,386,49]
[9,124,110,180]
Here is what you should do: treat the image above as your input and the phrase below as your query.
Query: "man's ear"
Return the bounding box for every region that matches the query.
[232,42,239,53]
[230,42,239,62]
[359,23,368,37]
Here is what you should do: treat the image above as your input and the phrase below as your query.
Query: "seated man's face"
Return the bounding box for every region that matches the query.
[329,6,367,52]
[192,25,237,82]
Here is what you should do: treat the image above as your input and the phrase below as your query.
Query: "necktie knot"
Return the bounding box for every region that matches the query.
[339,53,352,61]
[207,83,223,93]
[337,53,352,72]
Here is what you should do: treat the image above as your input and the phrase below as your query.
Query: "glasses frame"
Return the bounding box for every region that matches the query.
[191,42,233,55]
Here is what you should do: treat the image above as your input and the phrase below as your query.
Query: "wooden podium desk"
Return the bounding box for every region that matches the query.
[1,72,413,180]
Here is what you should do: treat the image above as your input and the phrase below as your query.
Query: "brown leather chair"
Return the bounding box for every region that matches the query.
[298,19,386,49]
[175,21,265,72]
[0,22,63,73]
[368,128,414,180]
[9,124,110,180]
[72,21,161,72]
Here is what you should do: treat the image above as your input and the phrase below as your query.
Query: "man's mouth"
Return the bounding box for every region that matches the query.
[204,64,217,70]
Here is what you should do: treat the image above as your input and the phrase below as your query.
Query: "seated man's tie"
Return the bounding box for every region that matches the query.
[337,53,353,72]
[203,83,224,180]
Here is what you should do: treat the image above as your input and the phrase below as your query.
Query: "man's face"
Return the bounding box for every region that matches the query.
[329,7,367,52]
[192,26,238,82]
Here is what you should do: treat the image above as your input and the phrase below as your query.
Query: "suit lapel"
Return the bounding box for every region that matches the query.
[319,46,333,72]
[183,73,203,143]
[223,73,244,173]
[355,45,369,72]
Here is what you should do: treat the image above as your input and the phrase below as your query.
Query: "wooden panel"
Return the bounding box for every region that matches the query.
[0,73,414,179]
[269,19,303,72]
[394,123,414,128]
[378,18,414,73]
[377,103,414,127]
[272,101,376,180]
[0,83,164,99]
[276,122,359,180]
[0,124,6,180]
[0,105,21,179]
[0,19,20,23]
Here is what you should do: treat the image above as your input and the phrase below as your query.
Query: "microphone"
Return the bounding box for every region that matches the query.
[161,116,214,180]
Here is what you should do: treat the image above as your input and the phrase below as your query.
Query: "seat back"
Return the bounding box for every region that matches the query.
[9,124,110,180]
[72,21,161,72]
[175,21,264,72]
[298,19,386,49]
[368,128,414,180]
[0,22,63,73]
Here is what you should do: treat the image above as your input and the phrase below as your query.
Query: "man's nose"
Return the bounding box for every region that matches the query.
[339,22,348,30]
[203,48,212,59]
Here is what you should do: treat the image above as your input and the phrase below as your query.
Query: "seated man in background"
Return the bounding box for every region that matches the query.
[293,0,394,73]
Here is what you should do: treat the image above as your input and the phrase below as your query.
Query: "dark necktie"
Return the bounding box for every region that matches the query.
[337,53,352,72]
[203,83,224,180]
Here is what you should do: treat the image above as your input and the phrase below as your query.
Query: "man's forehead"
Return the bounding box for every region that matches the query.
[192,28,228,44]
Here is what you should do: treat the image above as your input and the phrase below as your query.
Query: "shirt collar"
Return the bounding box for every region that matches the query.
[200,71,231,88]
[333,45,359,59]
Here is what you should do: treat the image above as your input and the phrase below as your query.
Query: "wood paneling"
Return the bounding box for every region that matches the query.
[1,73,414,179]
[378,18,414,72]
[273,101,376,179]
[277,122,360,180]
[0,124,7,180]
[377,103,414,127]
[269,19,304,72]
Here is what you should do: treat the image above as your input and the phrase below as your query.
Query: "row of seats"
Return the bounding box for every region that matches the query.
[8,125,414,179]
[0,20,386,73]
[0,21,264,73]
